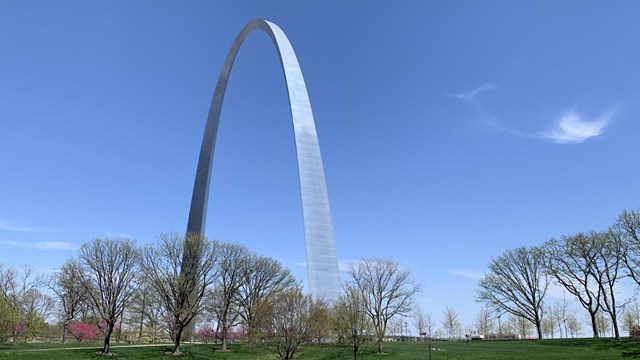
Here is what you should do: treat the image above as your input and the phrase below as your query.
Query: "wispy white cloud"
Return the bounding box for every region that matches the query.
[0,224,30,232]
[480,119,526,137]
[0,239,77,250]
[450,83,497,103]
[0,240,22,247]
[540,108,614,144]
[448,269,484,280]
[105,231,133,239]
[33,241,77,250]
[0,219,51,232]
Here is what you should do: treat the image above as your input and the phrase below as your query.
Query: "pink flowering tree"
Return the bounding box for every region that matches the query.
[69,323,98,342]
[196,326,216,344]
[13,323,26,340]
[227,328,242,342]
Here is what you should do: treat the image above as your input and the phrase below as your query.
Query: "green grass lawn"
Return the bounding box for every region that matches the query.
[1,339,639,359]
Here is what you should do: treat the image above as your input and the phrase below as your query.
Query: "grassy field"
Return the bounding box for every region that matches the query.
[1,338,639,359]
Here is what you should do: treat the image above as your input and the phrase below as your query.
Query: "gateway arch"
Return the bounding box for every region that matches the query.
[187,19,340,301]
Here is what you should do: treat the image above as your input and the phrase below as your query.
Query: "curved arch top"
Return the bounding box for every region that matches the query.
[187,19,340,301]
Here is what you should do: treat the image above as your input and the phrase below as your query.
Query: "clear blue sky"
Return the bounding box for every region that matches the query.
[1,1,639,332]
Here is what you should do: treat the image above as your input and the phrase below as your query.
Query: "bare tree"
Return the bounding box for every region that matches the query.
[542,301,566,339]
[508,315,533,338]
[543,233,602,338]
[621,307,639,335]
[553,296,574,338]
[0,264,18,342]
[142,290,166,343]
[140,233,217,355]
[475,306,495,337]
[334,284,372,360]
[388,319,401,337]
[615,209,640,285]
[347,258,420,354]
[441,307,461,339]
[235,254,296,342]
[624,299,640,331]
[425,312,437,339]
[476,246,549,339]
[20,285,55,342]
[595,311,611,337]
[541,315,554,339]
[211,242,249,351]
[414,306,427,338]
[124,277,168,342]
[268,286,314,360]
[0,295,11,342]
[48,258,87,343]
[566,314,582,338]
[125,279,149,342]
[542,299,571,339]
[307,298,331,342]
[78,238,140,354]
[544,299,576,339]
[0,265,51,343]
[593,230,626,340]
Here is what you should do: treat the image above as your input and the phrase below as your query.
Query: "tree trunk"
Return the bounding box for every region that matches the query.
[246,313,254,343]
[589,312,599,338]
[173,325,184,355]
[535,321,543,340]
[138,294,146,340]
[222,323,228,351]
[153,323,157,344]
[62,321,68,344]
[102,323,115,354]
[612,315,620,340]
[353,344,358,360]
[377,340,382,353]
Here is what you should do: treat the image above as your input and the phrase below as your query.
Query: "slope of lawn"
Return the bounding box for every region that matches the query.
[1,338,639,359]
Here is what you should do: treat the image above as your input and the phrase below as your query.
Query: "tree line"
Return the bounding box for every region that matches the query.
[0,233,420,360]
[476,208,640,340]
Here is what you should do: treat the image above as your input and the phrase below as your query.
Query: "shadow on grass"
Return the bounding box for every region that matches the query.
[540,338,640,358]
[619,340,640,359]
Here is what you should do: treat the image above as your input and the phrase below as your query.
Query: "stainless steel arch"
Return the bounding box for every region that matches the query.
[187,19,340,301]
